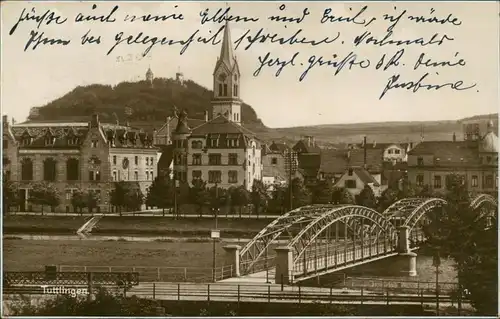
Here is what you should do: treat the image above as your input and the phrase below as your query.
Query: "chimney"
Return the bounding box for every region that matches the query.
[204,110,209,122]
[452,132,456,142]
[363,136,367,169]
[12,118,15,125]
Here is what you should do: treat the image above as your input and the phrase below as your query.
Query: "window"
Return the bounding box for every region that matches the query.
[134,156,138,165]
[89,170,101,181]
[485,175,494,188]
[113,156,117,165]
[146,171,150,180]
[345,180,356,188]
[191,140,203,149]
[433,175,442,188]
[208,154,221,165]
[112,171,117,181]
[348,168,353,176]
[228,139,240,147]
[271,157,278,165]
[20,158,33,180]
[210,139,219,147]
[395,149,401,154]
[91,140,98,148]
[223,84,228,96]
[228,171,238,183]
[417,157,424,166]
[252,145,256,157]
[134,171,138,180]
[218,83,223,96]
[150,170,154,180]
[388,149,393,154]
[66,158,79,181]
[416,174,424,186]
[228,153,238,165]
[43,158,57,181]
[234,84,238,96]
[208,170,222,183]
[471,175,478,187]
[192,170,202,180]
[192,154,202,165]
[45,136,55,146]
[146,157,149,165]
[150,157,154,166]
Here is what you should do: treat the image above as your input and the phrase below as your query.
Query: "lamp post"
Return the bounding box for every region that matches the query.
[211,182,220,282]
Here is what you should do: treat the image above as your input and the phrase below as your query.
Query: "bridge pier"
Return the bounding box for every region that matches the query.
[397,252,418,277]
[223,245,241,277]
[275,247,293,285]
[397,225,410,253]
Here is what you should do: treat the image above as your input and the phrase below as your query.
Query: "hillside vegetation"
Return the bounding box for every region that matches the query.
[28,78,497,146]
[31,77,263,126]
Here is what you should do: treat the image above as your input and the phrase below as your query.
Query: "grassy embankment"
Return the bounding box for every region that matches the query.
[3,215,271,237]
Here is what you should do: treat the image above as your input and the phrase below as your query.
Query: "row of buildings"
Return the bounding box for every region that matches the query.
[3,22,498,213]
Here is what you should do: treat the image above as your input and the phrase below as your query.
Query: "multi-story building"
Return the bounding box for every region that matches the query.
[2,114,158,213]
[261,141,298,189]
[168,21,263,191]
[407,120,498,195]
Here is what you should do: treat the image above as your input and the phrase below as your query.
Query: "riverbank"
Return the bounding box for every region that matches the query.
[3,239,228,271]
[3,215,271,237]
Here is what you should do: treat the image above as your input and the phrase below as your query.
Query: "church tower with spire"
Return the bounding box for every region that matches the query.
[211,21,241,125]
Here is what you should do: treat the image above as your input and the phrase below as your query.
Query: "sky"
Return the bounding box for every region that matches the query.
[1,1,499,128]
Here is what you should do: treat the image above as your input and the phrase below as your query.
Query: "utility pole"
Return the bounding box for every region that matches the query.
[286,150,296,211]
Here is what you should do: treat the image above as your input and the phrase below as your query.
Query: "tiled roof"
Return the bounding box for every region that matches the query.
[354,142,410,150]
[354,168,380,186]
[191,115,257,138]
[408,141,481,166]
[269,141,291,154]
[319,148,383,174]
[11,120,154,149]
[293,139,321,153]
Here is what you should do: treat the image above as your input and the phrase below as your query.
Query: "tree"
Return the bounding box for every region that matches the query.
[311,179,333,204]
[110,182,143,214]
[378,188,399,212]
[285,177,311,209]
[146,172,175,216]
[190,179,210,217]
[268,183,286,215]
[28,182,60,215]
[208,185,227,216]
[231,186,250,217]
[423,173,497,315]
[71,189,86,214]
[355,185,377,209]
[332,187,355,205]
[3,175,18,214]
[251,180,268,216]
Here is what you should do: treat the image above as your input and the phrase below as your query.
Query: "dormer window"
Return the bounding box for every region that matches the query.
[91,140,98,148]
[22,137,31,146]
[68,137,79,145]
[45,136,55,146]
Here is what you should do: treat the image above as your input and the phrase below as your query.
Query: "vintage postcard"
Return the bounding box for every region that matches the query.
[1,1,498,317]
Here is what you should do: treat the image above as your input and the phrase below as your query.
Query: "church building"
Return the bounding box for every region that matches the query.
[168,21,263,191]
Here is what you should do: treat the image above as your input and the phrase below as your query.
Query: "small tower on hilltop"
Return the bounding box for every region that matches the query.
[175,66,185,87]
[146,66,154,87]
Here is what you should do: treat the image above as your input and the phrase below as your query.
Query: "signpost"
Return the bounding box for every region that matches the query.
[211,229,220,282]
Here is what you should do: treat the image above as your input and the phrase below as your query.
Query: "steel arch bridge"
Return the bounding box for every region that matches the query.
[237,194,497,281]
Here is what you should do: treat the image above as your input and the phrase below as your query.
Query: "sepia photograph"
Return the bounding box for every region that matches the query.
[1,0,498,317]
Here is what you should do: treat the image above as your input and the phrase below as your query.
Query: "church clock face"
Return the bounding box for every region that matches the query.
[218,73,227,82]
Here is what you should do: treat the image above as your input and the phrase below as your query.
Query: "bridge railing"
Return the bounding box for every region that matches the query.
[126,282,468,307]
[343,277,459,295]
[55,265,233,283]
